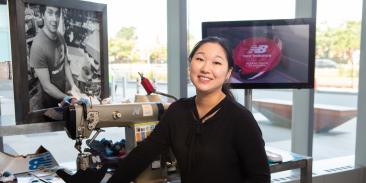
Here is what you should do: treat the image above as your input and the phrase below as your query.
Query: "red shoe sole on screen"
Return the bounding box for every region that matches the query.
[233,37,282,80]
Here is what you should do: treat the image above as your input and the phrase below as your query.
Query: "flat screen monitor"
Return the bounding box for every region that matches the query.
[202,18,315,89]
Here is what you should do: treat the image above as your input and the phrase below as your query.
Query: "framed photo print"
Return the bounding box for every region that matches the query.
[9,0,109,124]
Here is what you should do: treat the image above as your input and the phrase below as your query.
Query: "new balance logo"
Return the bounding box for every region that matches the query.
[247,45,268,54]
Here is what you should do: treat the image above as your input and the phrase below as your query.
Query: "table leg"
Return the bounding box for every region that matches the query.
[300,158,312,183]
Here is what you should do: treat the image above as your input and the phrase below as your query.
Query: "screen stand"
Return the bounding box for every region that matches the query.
[244,89,252,112]
[0,97,3,151]
[0,137,3,152]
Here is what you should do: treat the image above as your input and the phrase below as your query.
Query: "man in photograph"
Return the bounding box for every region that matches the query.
[30,5,80,109]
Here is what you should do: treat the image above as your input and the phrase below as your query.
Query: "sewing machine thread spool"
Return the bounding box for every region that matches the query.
[135,94,161,103]
[147,94,161,102]
[134,95,149,102]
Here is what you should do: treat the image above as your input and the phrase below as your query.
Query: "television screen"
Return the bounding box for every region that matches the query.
[202,18,315,89]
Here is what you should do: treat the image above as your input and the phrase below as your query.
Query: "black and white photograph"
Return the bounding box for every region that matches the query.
[9,0,108,123]
[25,3,102,111]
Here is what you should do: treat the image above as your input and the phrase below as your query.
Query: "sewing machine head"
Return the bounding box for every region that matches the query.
[64,102,169,140]
[62,94,177,183]
[63,101,171,172]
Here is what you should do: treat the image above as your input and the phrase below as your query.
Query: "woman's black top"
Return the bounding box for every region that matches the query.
[108,96,270,183]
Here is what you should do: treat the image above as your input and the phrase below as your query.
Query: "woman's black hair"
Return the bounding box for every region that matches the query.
[188,36,235,101]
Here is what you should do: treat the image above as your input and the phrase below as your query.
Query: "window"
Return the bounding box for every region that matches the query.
[106,0,168,101]
[312,0,361,160]
[0,4,11,61]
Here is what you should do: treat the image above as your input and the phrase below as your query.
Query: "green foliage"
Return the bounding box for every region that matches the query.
[108,27,198,65]
[149,46,167,64]
[116,27,137,40]
[316,21,361,64]
[337,65,359,78]
[108,27,139,63]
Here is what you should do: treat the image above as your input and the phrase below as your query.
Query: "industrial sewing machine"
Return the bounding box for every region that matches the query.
[63,74,178,182]
[63,96,175,182]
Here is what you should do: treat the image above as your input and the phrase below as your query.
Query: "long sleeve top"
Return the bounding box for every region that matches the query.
[108,96,270,183]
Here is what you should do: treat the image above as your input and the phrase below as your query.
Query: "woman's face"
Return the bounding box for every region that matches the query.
[189,42,232,95]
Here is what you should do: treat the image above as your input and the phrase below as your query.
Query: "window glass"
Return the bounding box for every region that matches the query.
[0,3,15,120]
[313,0,361,160]
[0,4,11,61]
[106,0,168,101]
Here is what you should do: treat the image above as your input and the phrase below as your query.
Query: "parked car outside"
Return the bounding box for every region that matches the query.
[316,59,338,69]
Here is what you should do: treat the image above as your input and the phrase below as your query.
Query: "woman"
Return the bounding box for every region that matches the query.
[58,36,270,183]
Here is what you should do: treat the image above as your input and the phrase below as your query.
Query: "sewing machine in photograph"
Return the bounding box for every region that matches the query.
[63,98,174,182]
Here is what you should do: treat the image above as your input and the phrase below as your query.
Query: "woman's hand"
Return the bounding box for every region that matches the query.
[56,167,108,183]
